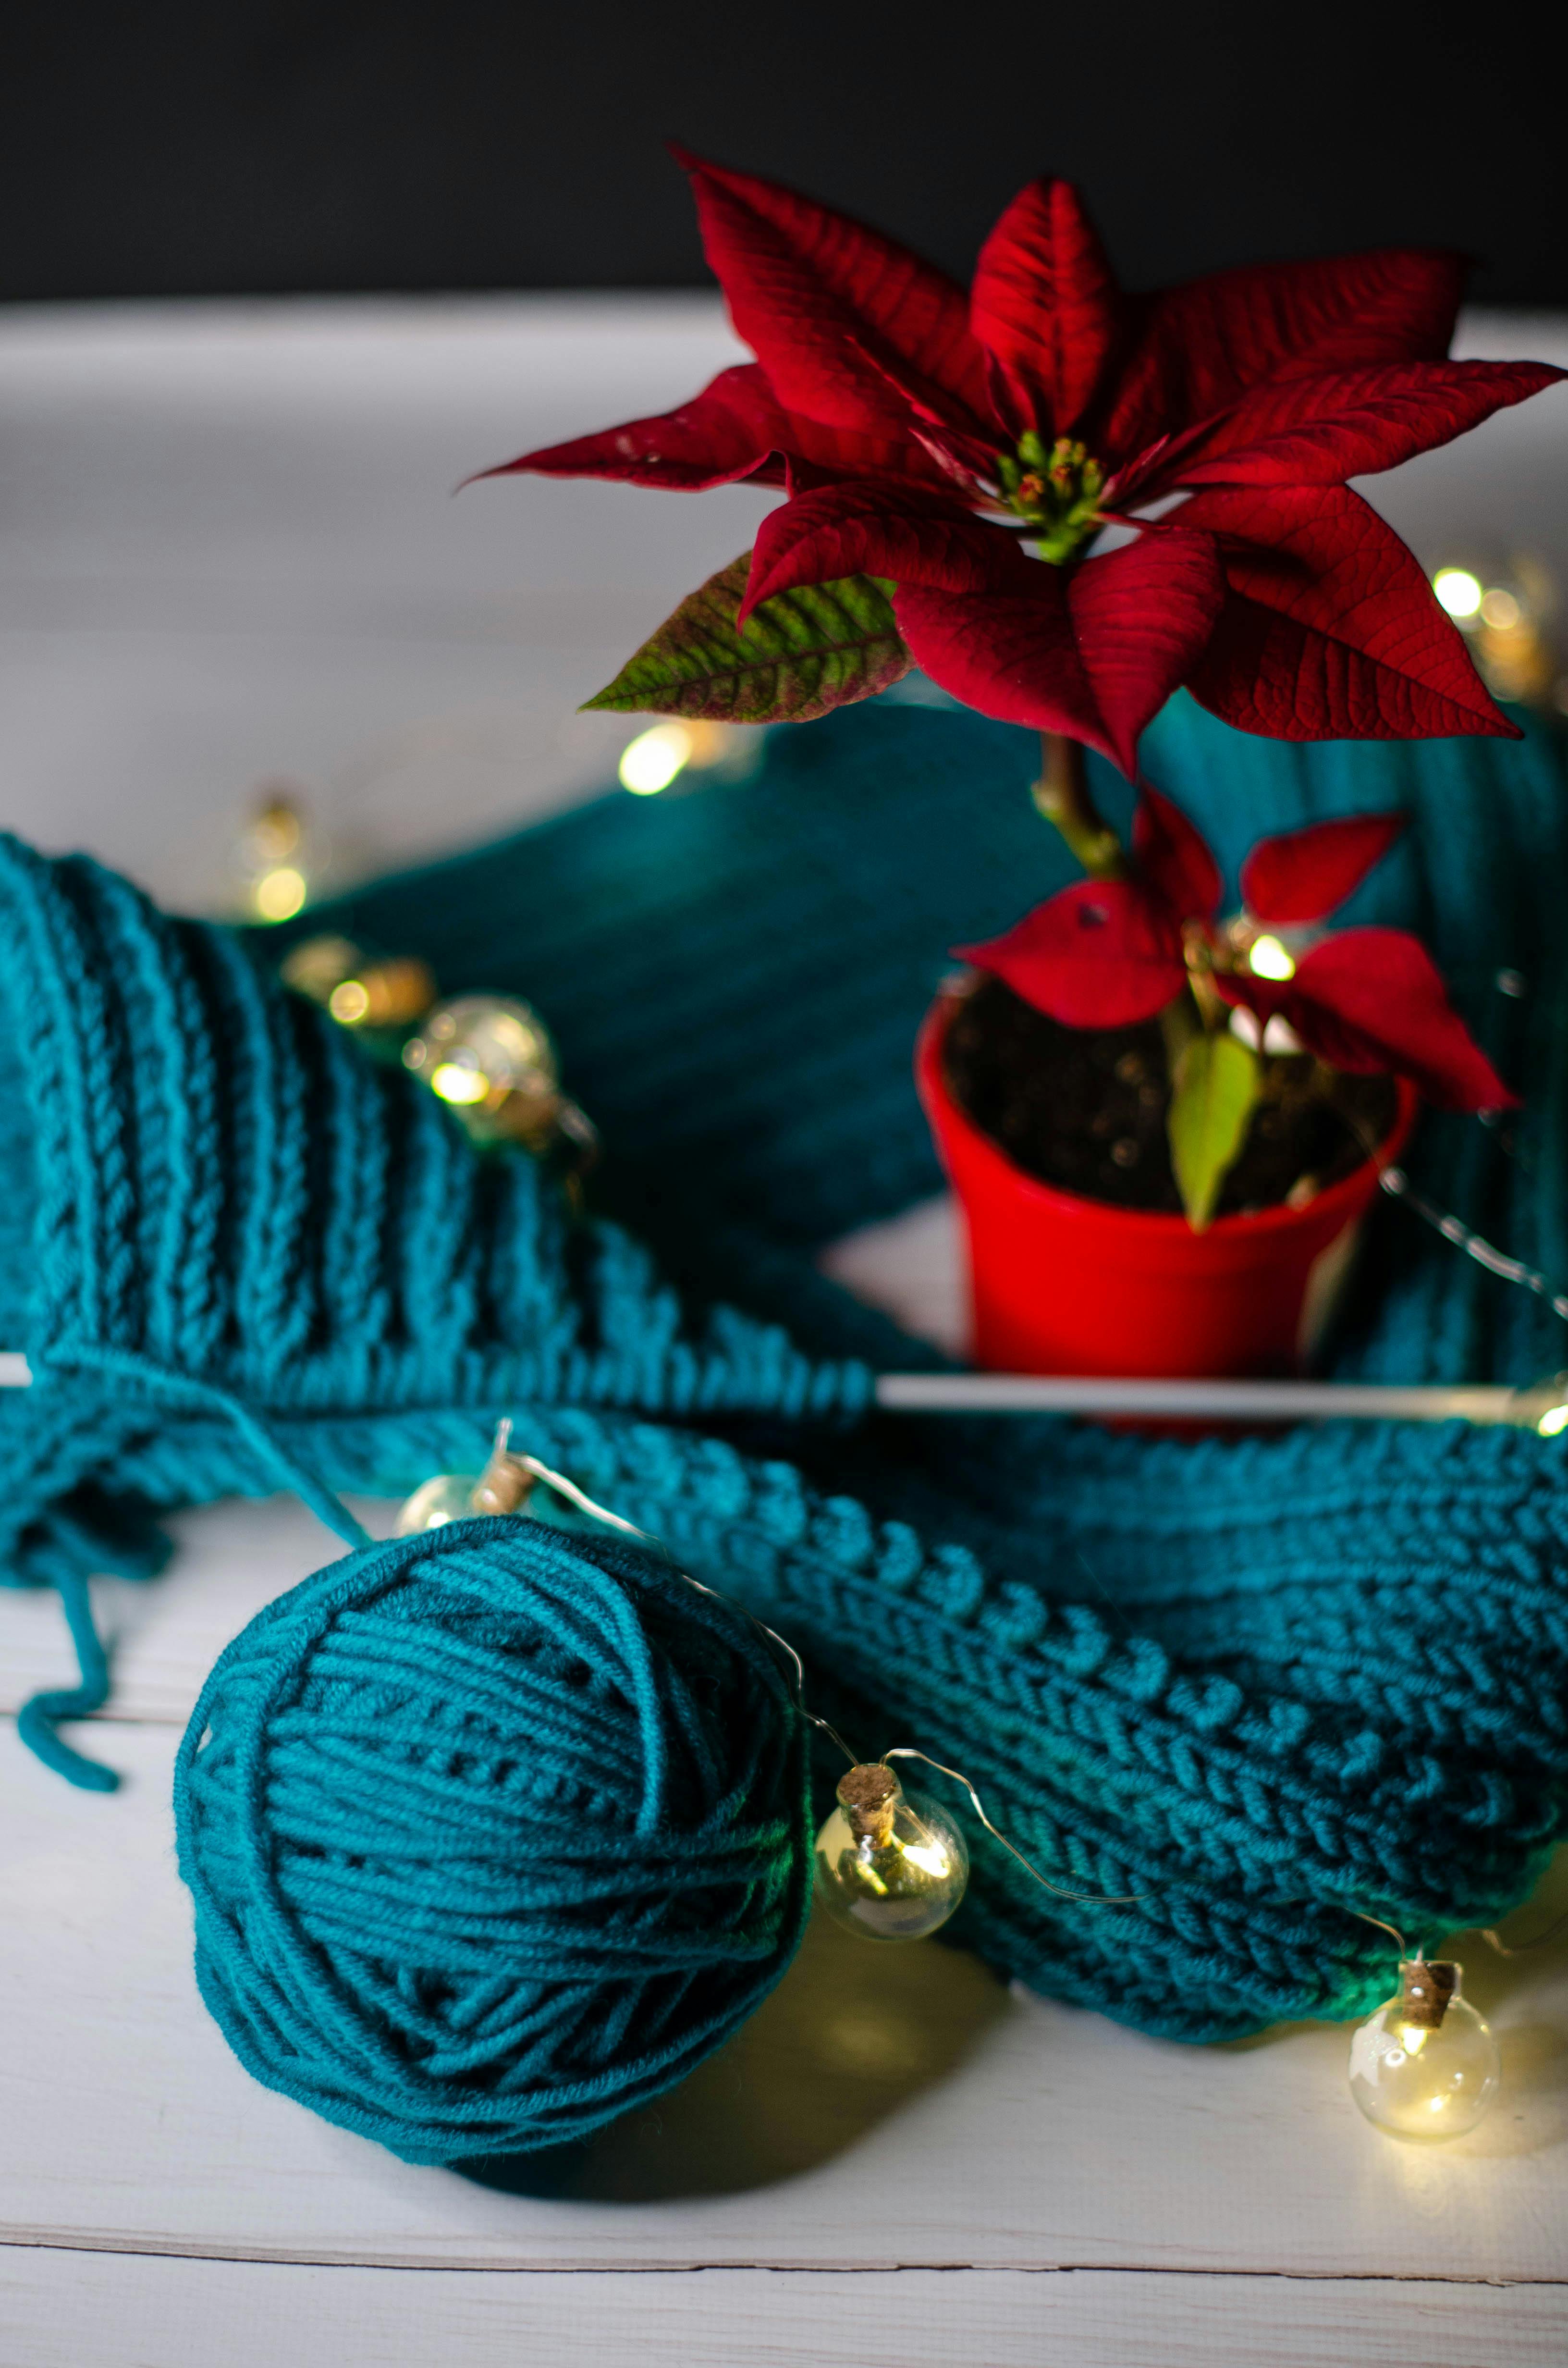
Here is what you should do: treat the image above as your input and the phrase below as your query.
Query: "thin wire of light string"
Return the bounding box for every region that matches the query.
[1481,1904,1568,1956]
[1353,1907,1417,1959]
[881,1747,1143,1906]
[503,1434,1132,1911]
[1378,1165,1568,1325]
[1328,1016,1568,1329]
[1352,1898,1568,1962]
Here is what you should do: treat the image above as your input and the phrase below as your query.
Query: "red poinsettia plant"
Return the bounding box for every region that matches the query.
[490,150,1558,776]
[959,792,1514,1224]
[484,151,1556,1233]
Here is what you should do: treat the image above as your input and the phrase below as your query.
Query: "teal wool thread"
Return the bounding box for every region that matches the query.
[173,1516,811,2165]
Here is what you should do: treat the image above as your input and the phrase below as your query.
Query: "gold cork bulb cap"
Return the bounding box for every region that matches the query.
[812,1763,969,1941]
[1348,1960,1500,2142]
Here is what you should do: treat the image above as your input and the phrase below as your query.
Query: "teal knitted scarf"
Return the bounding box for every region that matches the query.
[4,689,1566,2042]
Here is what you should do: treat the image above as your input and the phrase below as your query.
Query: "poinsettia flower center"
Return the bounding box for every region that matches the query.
[995,432,1106,563]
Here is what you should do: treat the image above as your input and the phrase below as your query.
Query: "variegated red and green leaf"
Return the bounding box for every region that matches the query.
[583,553,909,725]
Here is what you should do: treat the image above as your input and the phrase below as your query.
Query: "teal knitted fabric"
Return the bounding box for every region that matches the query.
[5,691,1568,2048]
[0,830,867,1785]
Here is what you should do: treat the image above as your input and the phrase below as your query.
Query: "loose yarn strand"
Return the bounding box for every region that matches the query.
[19,1343,370,1789]
[15,1568,118,1793]
[42,1343,371,1554]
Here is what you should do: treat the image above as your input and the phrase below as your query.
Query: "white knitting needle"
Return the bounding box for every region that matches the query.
[876,1372,1568,1430]
[0,1352,1561,1429]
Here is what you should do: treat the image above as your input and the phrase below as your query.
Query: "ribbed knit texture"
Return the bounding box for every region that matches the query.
[6,689,1568,2054]
[174,1516,810,2164]
[0,828,869,1782]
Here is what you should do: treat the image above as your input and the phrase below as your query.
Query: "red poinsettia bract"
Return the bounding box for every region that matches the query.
[956,790,1516,1111]
[489,152,1562,774]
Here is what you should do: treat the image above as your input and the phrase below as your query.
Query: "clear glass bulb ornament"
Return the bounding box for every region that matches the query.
[279,935,436,1036]
[1348,1960,1500,2143]
[280,934,363,1006]
[813,1763,969,1941]
[402,995,563,1148]
[326,959,435,1034]
[394,1472,486,1535]
[394,1425,538,1536]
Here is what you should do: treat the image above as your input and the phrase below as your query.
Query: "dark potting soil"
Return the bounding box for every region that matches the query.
[944,975,1399,1219]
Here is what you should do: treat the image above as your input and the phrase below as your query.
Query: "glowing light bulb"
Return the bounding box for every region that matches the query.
[280,935,361,1003]
[239,788,322,922]
[245,797,304,864]
[395,1472,486,1533]
[253,866,307,923]
[280,937,436,1048]
[619,724,694,794]
[1433,568,1484,621]
[395,1425,537,1534]
[429,1061,491,1106]
[328,979,371,1024]
[1348,1960,1499,2142]
[1537,1401,1568,1439]
[813,1764,969,1941]
[403,996,564,1146]
[1248,934,1297,981]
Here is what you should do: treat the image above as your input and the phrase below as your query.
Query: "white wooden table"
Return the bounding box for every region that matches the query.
[2,298,1567,2368]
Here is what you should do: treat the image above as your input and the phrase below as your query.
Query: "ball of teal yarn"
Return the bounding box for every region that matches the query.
[173,1516,811,2165]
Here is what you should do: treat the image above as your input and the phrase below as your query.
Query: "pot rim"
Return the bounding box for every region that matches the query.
[917,990,1420,1242]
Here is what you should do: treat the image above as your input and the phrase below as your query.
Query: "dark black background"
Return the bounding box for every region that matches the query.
[5,1,1562,305]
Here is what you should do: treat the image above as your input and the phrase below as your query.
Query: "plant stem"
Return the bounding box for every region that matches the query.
[1030,732,1124,879]
[1158,989,1200,1080]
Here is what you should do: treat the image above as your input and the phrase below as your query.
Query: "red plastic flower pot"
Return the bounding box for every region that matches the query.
[916,994,1419,1378]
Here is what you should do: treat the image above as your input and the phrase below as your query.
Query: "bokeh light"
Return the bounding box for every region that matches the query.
[1432,568,1483,620]
[619,723,694,794]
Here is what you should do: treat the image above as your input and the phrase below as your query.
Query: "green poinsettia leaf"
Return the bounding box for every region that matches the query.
[1167,1031,1261,1232]
[582,553,911,724]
